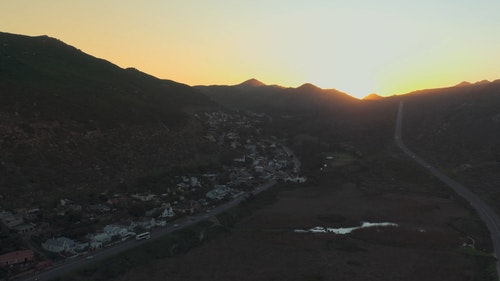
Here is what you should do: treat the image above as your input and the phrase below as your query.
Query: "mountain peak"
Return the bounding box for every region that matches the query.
[362,93,383,101]
[238,78,266,87]
[456,81,471,87]
[297,83,321,91]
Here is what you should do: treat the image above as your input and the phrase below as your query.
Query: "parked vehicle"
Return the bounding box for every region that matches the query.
[135,232,151,240]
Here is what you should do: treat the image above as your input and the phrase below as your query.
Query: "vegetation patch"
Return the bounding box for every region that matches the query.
[317,213,347,224]
[325,238,367,253]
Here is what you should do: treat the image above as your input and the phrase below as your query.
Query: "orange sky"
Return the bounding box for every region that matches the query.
[2,1,500,98]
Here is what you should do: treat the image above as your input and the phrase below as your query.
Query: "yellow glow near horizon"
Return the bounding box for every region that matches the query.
[1,1,500,99]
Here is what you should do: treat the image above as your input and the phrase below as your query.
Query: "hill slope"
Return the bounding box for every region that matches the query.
[396,79,500,213]
[0,32,214,126]
[0,32,217,205]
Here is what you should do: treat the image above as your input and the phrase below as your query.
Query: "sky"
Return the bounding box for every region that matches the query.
[2,0,500,98]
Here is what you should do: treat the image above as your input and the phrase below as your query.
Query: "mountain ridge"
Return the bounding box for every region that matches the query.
[196,79,358,115]
[0,31,215,126]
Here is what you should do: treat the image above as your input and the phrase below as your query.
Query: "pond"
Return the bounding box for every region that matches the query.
[294,222,398,234]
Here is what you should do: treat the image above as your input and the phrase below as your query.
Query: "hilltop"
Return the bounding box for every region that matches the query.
[362,93,383,101]
[237,78,266,87]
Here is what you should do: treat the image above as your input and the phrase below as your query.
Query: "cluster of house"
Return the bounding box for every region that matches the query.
[199,111,265,149]
[0,110,307,274]
[41,220,162,255]
[36,137,304,256]
[0,209,38,235]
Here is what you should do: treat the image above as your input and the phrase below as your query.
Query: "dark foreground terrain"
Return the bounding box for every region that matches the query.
[113,153,495,281]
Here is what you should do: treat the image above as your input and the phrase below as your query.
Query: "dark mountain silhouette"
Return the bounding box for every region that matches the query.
[0,31,214,126]
[392,79,500,214]
[196,79,358,115]
[400,79,500,98]
[456,81,472,87]
[296,83,321,92]
[237,78,266,87]
[0,31,217,203]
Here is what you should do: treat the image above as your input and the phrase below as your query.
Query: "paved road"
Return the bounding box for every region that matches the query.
[22,180,277,281]
[283,145,301,170]
[395,101,500,277]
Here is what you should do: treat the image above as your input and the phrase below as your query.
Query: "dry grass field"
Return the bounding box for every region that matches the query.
[113,155,496,281]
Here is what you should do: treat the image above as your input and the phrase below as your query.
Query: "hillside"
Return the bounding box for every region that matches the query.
[399,79,500,163]
[0,32,214,126]
[0,32,218,207]
[396,79,500,212]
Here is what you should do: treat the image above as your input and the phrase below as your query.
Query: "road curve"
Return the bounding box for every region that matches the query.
[395,101,500,278]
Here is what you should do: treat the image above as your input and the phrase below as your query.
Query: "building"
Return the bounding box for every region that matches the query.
[103,225,129,237]
[90,233,111,244]
[254,166,264,173]
[285,176,307,183]
[174,200,201,214]
[159,207,175,218]
[206,186,231,200]
[0,250,34,267]
[87,204,111,213]
[131,193,156,202]
[0,211,24,228]
[156,220,167,227]
[42,237,75,253]
[75,242,89,252]
[12,223,36,235]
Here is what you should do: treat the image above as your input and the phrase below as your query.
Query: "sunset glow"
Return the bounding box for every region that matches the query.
[2,0,500,98]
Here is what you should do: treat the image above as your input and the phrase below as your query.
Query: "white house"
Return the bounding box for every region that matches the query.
[156,220,167,227]
[285,176,307,183]
[190,177,201,188]
[103,225,129,237]
[254,166,264,173]
[42,237,75,253]
[90,241,103,249]
[75,242,89,252]
[159,207,175,218]
[90,233,111,244]
[0,211,24,228]
[206,185,231,200]
[131,193,156,202]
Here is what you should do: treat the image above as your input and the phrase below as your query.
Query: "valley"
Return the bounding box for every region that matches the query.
[1,32,500,281]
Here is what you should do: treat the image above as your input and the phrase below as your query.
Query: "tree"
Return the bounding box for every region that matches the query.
[128,203,146,218]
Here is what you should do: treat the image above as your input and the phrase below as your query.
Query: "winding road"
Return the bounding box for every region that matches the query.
[395,101,500,278]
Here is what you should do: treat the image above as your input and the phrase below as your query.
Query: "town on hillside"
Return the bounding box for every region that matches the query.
[0,110,305,278]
